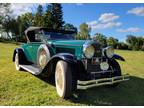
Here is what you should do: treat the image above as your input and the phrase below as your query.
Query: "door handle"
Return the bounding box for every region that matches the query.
[29,46,32,48]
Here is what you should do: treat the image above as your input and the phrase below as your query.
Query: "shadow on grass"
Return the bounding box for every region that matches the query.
[36,75,144,105]
[70,76,144,106]
[36,74,56,86]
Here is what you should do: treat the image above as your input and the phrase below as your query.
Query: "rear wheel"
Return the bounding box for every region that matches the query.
[15,53,21,71]
[55,60,77,99]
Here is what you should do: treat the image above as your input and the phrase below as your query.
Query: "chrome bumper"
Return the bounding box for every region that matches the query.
[77,74,129,89]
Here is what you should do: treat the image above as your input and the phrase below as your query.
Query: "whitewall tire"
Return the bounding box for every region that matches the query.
[55,60,76,98]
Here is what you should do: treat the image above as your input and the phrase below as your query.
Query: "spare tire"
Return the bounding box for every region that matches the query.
[37,44,51,70]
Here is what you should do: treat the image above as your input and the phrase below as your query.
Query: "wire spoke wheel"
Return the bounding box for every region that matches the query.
[37,44,51,70]
[38,50,47,69]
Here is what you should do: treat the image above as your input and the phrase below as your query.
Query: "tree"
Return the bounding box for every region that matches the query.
[137,37,144,50]
[16,13,34,42]
[2,16,12,39]
[2,12,34,41]
[0,3,12,39]
[126,35,144,50]
[34,5,44,26]
[0,16,3,25]
[142,38,144,51]
[43,4,53,28]
[117,42,128,50]
[20,12,34,29]
[93,33,107,47]
[64,23,77,32]
[0,3,11,18]
[126,35,138,50]
[51,3,64,29]
[43,3,64,29]
[76,23,91,40]
[107,37,118,48]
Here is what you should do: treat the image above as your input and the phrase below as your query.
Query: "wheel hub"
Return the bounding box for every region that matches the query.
[39,51,47,68]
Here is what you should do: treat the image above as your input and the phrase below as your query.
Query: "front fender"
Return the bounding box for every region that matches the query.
[112,54,125,61]
[51,53,77,64]
[41,53,77,74]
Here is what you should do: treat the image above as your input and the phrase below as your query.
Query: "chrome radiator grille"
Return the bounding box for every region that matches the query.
[85,57,111,73]
[87,64,101,72]
[93,43,102,57]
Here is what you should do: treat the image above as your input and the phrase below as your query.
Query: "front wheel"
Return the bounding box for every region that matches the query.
[109,59,122,87]
[55,60,77,99]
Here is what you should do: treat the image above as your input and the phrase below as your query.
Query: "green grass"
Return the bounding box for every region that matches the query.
[0,42,144,106]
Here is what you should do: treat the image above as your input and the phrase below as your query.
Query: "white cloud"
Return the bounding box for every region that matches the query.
[102,22,122,28]
[0,4,12,16]
[90,22,122,30]
[127,7,144,16]
[117,27,142,33]
[87,13,121,30]
[10,3,46,18]
[87,20,98,26]
[10,4,34,18]
[98,13,119,23]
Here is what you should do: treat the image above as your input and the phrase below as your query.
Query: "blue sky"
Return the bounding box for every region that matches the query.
[61,3,144,41]
[10,3,144,42]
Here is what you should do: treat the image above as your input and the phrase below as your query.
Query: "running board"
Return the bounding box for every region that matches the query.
[19,65,41,75]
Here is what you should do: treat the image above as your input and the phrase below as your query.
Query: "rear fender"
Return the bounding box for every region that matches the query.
[13,48,27,64]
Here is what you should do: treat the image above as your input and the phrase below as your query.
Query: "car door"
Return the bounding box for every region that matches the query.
[22,43,33,62]
[28,42,43,63]
[22,33,44,64]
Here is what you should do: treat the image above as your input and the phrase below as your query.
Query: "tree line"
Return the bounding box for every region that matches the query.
[93,33,144,51]
[0,3,144,51]
[0,3,77,41]
[76,22,144,51]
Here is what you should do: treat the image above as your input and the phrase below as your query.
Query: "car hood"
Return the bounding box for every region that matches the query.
[47,40,98,60]
[47,40,86,47]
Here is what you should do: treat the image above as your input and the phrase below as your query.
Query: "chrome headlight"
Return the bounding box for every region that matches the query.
[83,44,95,59]
[103,46,114,58]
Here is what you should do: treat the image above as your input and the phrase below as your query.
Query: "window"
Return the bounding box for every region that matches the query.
[27,31,43,42]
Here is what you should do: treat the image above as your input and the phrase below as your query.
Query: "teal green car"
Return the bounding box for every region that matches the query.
[13,27,129,99]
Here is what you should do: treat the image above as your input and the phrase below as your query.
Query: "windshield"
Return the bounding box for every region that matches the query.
[43,31,75,40]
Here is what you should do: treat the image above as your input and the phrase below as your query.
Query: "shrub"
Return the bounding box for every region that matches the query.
[117,42,129,50]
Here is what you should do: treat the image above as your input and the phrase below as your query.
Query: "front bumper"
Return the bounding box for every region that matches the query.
[77,74,129,89]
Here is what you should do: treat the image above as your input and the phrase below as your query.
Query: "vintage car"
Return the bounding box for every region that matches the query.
[13,27,129,98]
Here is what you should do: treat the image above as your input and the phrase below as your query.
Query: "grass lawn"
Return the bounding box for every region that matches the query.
[0,42,144,106]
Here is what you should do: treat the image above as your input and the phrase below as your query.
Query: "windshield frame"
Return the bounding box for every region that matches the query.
[42,30,76,40]
[25,27,77,42]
